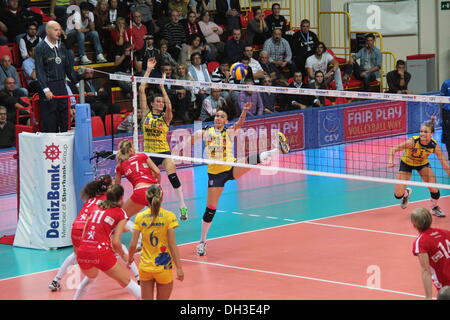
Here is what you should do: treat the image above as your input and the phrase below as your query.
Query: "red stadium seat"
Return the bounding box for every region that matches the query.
[30,6,53,23]
[327,48,347,64]
[240,15,249,29]
[207,61,219,74]
[335,97,348,105]
[105,113,124,135]
[91,116,105,137]
[17,69,28,89]
[263,10,272,18]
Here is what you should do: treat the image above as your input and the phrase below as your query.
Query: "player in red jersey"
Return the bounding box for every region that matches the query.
[411,207,450,299]
[73,184,141,300]
[49,175,112,291]
[115,139,161,219]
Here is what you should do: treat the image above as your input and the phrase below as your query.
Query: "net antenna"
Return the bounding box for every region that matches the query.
[129,13,139,152]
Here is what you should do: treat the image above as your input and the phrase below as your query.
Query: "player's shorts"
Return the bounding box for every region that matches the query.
[207,169,235,188]
[130,186,150,207]
[399,160,431,173]
[150,151,171,167]
[71,228,83,249]
[76,249,117,272]
[139,268,173,284]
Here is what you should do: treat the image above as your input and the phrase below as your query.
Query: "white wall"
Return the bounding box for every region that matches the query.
[318,0,450,89]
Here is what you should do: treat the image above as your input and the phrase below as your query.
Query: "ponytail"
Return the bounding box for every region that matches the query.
[80,175,113,200]
[117,139,133,163]
[145,185,163,221]
[423,116,436,133]
[99,184,124,209]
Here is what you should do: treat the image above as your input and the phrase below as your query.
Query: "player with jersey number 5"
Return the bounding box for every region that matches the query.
[191,104,291,256]
[411,207,450,299]
[139,58,189,221]
[387,117,450,217]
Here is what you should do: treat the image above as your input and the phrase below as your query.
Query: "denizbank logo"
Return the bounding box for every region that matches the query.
[44,143,69,239]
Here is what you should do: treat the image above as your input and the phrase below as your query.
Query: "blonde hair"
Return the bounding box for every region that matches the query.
[146,185,163,222]
[117,139,133,163]
[99,184,124,209]
[411,207,432,232]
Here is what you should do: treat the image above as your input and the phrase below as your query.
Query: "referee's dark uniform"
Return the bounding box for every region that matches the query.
[35,38,77,133]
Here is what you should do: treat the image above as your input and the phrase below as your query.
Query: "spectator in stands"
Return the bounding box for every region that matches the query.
[311,70,327,107]
[182,10,205,42]
[136,34,161,73]
[0,105,15,148]
[117,106,143,133]
[200,88,224,121]
[66,2,108,64]
[174,63,195,109]
[18,22,42,60]
[211,58,230,83]
[0,20,8,45]
[130,0,157,35]
[152,0,168,19]
[225,28,246,64]
[238,78,263,116]
[192,0,210,16]
[291,19,319,76]
[94,0,115,56]
[82,67,121,120]
[198,11,224,61]
[114,42,134,94]
[159,39,178,67]
[110,17,130,54]
[21,47,40,94]
[343,33,382,91]
[108,0,128,25]
[285,71,314,109]
[263,28,294,76]
[188,52,210,109]
[50,0,71,22]
[0,76,28,124]
[179,34,210,65]
[247,7,269,46]
[260,75,277,113]
[215,0,240,31]
[0,0,43,43]
[129,11,148,52]
[305,41,343,91]
[162,9,186,61]
[258,50,282,84]
[243,45,266,84]
[264,3,288,36]
[386,60,412,94]
[159,63,193,123]
[0,54,27,96]
[168,0,188,19]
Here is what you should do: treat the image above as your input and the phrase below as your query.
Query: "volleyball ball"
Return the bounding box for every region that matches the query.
[230,63,248,81]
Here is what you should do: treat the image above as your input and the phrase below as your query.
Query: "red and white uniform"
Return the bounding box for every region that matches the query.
[412,227,450,290]
[116,153,159,207]
[76,207,128,271]
[71,194,106,248]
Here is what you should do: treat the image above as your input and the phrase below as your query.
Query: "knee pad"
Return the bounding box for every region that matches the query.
[203,207,216,223]
[168,173,181,189]
[431,190,440,200]
[394,193,403,200]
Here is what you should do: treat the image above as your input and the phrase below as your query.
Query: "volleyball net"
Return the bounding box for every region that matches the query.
[99,70,450,190]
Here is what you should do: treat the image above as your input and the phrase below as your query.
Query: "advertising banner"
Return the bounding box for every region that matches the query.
[14,132,77,249]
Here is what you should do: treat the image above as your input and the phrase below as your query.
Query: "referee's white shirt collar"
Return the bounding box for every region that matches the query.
[44,37,60,50]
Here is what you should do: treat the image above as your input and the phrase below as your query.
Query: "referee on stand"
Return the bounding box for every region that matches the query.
[35,21,77,133]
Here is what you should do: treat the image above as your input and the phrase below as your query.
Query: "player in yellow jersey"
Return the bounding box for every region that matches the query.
[127,185,184,300]
[191,103,290,256]
[388,117,450,217]
[139,58,189,221]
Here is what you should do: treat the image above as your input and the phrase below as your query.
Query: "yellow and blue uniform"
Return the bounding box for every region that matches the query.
[204,127,237,187]
[400,136,437,172]
[142,112,170,166]
[133,208,179,284]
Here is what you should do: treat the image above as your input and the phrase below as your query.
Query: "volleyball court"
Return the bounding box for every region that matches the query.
[1,73,450,300]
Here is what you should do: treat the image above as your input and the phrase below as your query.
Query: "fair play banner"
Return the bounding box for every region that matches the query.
[14,132,77,250]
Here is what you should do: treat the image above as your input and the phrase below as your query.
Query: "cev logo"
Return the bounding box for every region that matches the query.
[322,113,340,144]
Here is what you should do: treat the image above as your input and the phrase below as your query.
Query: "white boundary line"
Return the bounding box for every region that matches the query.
[181,258,425,299]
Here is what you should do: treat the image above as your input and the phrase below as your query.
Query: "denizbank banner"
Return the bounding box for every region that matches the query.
[14,132,77,250]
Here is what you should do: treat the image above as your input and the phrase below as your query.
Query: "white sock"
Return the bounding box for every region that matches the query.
[124,280,141,299]
[174,186,187,209]
[73,277,95,300]
[119,244,139,280]
[54,252,77,282]
[431,199,439,208]
[200,221,212,243]
[126,220,135,232]
[404,189,410,198]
